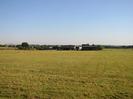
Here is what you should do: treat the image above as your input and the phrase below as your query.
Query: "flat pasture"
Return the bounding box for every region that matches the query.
[0,49,133,99]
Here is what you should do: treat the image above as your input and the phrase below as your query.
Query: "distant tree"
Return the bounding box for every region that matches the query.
[0,44,6,47]
[96,45,103,50]
[22,42,29,48]
[16,45,22,49]
[21,42,30,49]
[92,44,95,46]
[17,42,30,50]
[8,45,16,47]
[82,44,103,50]
[52,45,59,50]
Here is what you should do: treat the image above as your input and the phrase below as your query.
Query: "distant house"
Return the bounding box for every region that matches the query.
[82,44,102,50]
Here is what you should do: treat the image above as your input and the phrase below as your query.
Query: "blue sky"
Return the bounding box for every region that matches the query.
[0,0,133,45]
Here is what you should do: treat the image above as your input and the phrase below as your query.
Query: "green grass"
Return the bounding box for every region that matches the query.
[0,49,133,99]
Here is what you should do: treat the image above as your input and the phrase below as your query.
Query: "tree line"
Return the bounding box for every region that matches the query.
[0,42,133,50]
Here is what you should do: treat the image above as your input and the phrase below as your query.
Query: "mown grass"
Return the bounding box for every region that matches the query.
[0,49,133,99]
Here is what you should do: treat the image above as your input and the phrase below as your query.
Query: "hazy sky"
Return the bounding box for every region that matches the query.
[0,0,133,45]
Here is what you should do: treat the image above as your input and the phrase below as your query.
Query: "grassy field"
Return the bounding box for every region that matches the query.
[0,49,133,99]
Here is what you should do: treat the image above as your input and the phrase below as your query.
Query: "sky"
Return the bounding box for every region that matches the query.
[0,0,133,45]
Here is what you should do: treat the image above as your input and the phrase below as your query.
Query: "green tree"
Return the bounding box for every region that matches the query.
[20,42,30,50]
